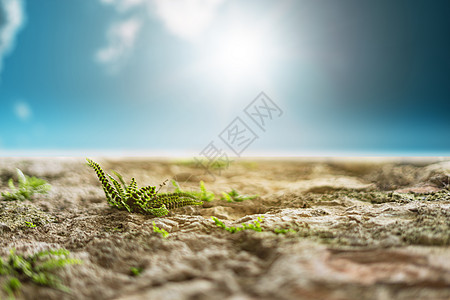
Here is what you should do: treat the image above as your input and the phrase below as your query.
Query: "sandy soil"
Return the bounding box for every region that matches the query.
[0,157,449,300]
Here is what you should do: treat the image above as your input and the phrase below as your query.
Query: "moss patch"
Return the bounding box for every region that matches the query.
[0,201,54,231]
[312,189,450,204]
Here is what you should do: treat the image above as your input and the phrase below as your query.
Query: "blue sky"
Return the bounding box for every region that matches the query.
[0,0,449,156]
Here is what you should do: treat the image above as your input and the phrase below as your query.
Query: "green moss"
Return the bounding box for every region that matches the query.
[0,201,54,231]
[212,216,264,233]
[104,226,124,233]
[394,206,450,246]
[212,217,308,236]
[284,203,450,247]
[314,189,450,204]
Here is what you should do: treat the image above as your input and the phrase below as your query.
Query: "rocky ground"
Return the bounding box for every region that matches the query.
[0,157,449,300]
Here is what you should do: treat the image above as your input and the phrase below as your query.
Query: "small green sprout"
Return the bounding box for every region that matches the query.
[86,159,203,217]
[172,180,215,202]
[130,267,144,277]
[171,180,184,193]
[24,221,36,228]
[212,217,298,235]
[0,248,81,298]
[3,277,21,298]
[152,222,169,238]
[197,181,215,202]
[221,189,258,202]
[1,169,51,201]
[211,216,264,233]
[273,228,297,234]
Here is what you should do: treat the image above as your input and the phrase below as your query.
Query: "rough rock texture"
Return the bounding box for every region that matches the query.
[0,157,449,300]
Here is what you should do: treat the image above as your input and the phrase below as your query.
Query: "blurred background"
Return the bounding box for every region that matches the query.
[0,0,449,157]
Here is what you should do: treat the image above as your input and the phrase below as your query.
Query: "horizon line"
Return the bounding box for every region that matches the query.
[0,149,449,158]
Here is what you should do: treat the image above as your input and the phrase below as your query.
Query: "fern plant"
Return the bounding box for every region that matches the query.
[87,159,203,217]
[1,169,51,201]
[0,248,81,298]
[171,180,215,202]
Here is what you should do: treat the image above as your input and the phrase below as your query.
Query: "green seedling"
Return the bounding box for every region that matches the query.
[130,267,144,277]
[0,248,81,298]
[152,222,169,238]
[221,189,257,202]
[197,181,215,202]
[212,217,297,235]
[24,221,36,228]
[3,276,21,298]
[172,180,215,202]
[1,169,51,201]
[211,216,264,233]
[87,159,203,217]
[273,228,297,234]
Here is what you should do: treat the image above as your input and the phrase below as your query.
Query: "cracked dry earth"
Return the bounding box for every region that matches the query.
[0,157,450,300]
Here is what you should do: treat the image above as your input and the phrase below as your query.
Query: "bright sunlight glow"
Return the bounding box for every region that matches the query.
[195,21,276,90]
[213,30,265,79]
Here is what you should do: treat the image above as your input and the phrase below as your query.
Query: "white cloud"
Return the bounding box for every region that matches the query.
[151,0,225,41]
[96,0,226,71]
[0,0,25,75]
[95,18,142,72]
[100,0,146,13]
[14,101,32,121]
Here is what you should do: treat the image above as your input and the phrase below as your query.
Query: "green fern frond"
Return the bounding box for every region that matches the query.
[107,174,126,199]
[148,205,170,217]
[86,159,117,205]
[111,170,128,190]
[151,192,202,209]
[127,178,138,195]
[86,159,203,216]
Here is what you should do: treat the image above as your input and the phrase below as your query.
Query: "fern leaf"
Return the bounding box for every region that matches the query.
[86,159,119,206]
[111,170,128,190]
[16,169,27,185]
[8,178,16,191]
[152,192,203,209]
[126,178,137,195]
[107,175,124,198]
[148,204,170,217]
